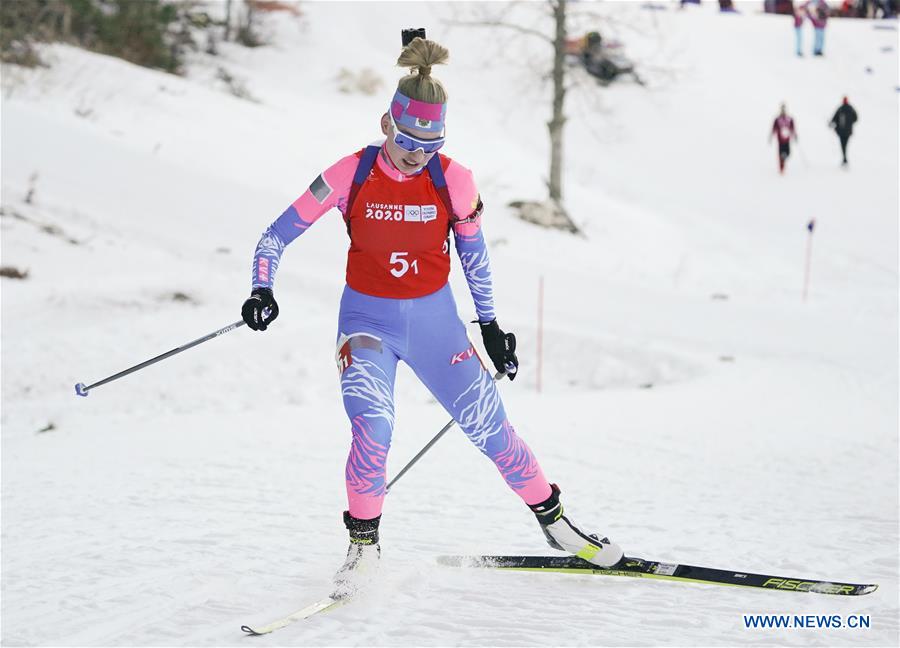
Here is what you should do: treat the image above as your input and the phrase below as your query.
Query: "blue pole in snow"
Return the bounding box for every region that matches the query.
[803,218,816,302]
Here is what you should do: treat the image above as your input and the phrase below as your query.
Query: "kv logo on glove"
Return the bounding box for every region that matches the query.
[478,319,519,380]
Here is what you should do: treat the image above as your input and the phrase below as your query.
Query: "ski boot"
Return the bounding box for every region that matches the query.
[529,483,624,568]
[332,511,381,599]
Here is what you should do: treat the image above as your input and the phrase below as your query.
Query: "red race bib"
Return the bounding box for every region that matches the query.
[345,158,452,298]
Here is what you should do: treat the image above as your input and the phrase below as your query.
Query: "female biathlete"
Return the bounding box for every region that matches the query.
[241,38,624,592]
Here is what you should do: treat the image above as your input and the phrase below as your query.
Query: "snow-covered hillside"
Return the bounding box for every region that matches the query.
[2,1,897,646]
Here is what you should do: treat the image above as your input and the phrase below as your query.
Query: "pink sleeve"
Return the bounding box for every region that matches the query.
[288,152,359,226]
[445,160,482,237]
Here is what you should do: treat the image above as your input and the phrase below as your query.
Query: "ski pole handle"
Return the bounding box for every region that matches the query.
[74,319,246,397]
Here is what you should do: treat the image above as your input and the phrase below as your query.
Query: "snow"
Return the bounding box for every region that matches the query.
[1,1,897,645]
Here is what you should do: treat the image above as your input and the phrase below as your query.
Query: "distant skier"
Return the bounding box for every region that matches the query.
[793,6,806,56]
[240,37,625,596]
[829,96,858,166]
[770,103,798,174]
[804,0,829,56]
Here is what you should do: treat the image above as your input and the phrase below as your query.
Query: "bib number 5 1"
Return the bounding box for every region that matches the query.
[389,251,419,278]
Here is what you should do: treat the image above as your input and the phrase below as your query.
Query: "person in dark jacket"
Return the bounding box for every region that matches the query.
[829,96,858,166]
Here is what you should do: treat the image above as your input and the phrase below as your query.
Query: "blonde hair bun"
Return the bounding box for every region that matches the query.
[396,38,449,103]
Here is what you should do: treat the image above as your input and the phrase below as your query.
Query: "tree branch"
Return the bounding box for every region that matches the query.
[444,19,554,45]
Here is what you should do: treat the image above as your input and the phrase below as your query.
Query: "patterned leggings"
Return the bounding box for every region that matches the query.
[336,284,552,519]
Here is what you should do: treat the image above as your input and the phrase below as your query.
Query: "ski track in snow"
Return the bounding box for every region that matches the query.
[1,1,897,646]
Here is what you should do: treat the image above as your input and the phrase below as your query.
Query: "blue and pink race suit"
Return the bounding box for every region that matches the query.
[251,142,553,519]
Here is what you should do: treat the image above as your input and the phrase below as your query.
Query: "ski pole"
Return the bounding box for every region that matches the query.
[386,370,504,492]
[74,319,245,397]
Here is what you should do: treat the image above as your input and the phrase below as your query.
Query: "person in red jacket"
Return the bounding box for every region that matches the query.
[769,103,798,174]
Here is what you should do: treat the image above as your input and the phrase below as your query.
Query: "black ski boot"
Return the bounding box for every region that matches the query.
[332,511,381,599]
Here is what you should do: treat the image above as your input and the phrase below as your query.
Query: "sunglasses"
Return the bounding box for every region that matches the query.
[389,113,445,154]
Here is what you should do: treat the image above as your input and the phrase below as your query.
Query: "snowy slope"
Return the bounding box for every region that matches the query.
[1,1,897,646]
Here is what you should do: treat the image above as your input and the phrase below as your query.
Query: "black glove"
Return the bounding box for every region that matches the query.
[478,319,518,380]
[241,287,279,331]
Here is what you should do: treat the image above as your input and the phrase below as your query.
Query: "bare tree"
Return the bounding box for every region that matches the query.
[237,0,260,47]
[224,0,233,41]
[548,0,566,206]
[450,0,580,234]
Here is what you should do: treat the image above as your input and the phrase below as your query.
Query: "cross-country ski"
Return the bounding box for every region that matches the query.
[240,596,347,636]
[437,555,878,596]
